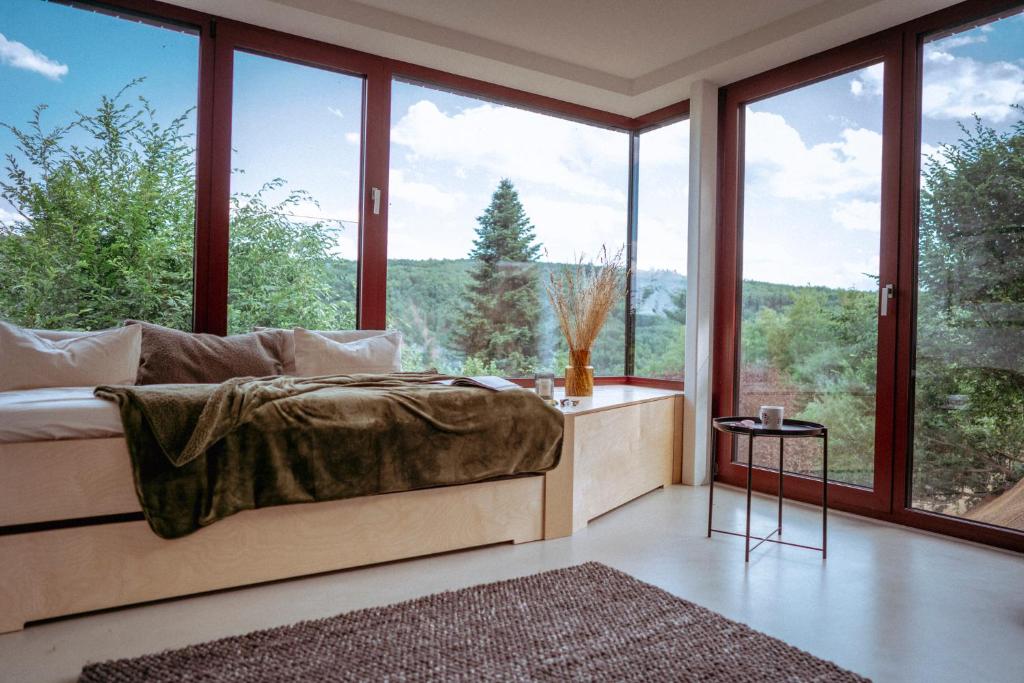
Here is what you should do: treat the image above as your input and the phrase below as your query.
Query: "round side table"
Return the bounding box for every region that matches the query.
[706,417,828,562]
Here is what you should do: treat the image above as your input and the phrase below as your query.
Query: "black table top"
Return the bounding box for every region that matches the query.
[712,416,826,437]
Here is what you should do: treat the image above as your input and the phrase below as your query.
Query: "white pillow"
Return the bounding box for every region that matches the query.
[293,327,402,376]
[30,328,100,341]
[0,321,142,391]
[254,327,393,374]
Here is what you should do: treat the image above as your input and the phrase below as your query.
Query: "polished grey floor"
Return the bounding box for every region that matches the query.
[1,484,1022,682]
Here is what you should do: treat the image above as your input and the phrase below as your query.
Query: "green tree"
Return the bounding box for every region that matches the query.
[456,178,541,375]
[0,83,194,330]
[0,82,349,334]
[227,178,354,333]
[911,114,1024,512]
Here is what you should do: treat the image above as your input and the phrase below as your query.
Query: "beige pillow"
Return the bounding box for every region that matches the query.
[255,327,392,374]
[293,327,402,376]
[0,321,142,391]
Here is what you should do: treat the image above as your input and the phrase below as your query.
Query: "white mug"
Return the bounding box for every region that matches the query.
[759,405,785,429]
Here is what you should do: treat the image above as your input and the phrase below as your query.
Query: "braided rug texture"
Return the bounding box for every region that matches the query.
[80,562,868,682]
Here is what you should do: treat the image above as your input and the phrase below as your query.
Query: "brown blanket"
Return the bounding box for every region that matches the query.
[95,373,564,539]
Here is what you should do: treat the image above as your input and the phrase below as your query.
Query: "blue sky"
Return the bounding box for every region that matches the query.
[2,1,1022,288]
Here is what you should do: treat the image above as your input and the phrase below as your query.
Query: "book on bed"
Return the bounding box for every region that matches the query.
[436,376,521,391]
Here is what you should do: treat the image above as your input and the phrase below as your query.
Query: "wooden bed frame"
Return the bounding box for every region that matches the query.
[0,437,545,634]
[0,387,682,634]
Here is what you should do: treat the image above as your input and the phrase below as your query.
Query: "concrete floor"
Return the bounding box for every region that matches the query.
[1,484,1022,682]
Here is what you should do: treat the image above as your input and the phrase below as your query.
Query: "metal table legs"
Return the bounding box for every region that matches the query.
[707,429,828,561]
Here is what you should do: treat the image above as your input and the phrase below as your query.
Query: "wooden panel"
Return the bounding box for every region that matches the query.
[0,439,139,526]
[0,476,543,633]
[672,395,684,484]
[543,419,575,539]
[574,398,675,525]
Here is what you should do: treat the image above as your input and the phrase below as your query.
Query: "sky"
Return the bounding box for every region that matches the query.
[1,1,1022,289]
[741,11,1024,290]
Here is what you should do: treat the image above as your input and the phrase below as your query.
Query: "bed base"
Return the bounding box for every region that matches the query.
[0,474,543,634]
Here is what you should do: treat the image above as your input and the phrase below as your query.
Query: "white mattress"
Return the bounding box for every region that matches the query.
[0,387,124,443]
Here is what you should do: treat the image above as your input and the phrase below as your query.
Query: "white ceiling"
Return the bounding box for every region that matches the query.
[168,0,960,117]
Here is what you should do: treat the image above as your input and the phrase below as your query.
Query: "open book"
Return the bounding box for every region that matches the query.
[436,375,521,391]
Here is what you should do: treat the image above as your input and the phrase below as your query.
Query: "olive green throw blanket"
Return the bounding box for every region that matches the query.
[95,373,564,539]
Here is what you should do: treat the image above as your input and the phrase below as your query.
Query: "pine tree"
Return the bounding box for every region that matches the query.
[456,178,541,375]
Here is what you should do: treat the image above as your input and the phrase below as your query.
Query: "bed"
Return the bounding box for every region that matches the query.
[0,384,557,634]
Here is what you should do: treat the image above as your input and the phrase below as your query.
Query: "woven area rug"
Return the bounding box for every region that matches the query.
[80,562,868,682]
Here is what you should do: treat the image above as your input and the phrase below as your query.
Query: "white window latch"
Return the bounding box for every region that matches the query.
[880,283,895,317]
[371,187,382,215]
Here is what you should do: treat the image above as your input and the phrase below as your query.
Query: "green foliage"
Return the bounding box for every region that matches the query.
[911,114,1024,512]
[1,83,194,330]
[740,283,879,485]
[456,179,541,375]
[0,82,350,335]
[227,179,354,333]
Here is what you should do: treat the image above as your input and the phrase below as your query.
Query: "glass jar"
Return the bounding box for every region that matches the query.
[534,371,555,400]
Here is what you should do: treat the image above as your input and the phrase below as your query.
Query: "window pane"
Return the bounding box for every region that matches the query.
[386,80,629,376]
[636,119,689,380]
[0,0,198,330]
[227,51,362,334]
[910,10,1024,530]
[737,65,884,487]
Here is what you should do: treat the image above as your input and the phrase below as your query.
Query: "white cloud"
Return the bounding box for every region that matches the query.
[0,205,23,225]
[344,131,360,145]
[391,99,627,202]
[327,106,345,120]
[519,193,626,263]
[742,110,883,290]
[638,119,690,166]
[936,32,988,49]
[831,199,880,232]
[389,169,461,212]
[921,48,1024,122]
[849,63,883,98]
[0,33,68,81]
[847,44,1024,123]
[745,110,882,200]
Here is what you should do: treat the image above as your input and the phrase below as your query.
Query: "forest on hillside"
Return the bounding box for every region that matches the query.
[1,84,1020,529]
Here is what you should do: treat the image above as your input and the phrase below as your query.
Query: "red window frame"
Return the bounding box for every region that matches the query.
[713,0,1024,553]
[53,0,687,389]
[713,30,903,517]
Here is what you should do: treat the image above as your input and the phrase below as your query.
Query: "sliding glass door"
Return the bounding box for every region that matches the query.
[906,8,1024,533]
[716,2,1024,549]
[737,65,886,490]
[715,36,901,514]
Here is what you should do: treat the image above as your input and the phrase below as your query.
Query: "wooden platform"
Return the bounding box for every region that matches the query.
[0,385,683,633]
[544,386,683,538]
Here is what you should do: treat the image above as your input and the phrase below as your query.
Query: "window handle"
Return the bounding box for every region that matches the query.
[880,283,894,317]
[371,187,382,215]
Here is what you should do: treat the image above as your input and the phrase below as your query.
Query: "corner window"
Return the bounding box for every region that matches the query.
[635,119,689,380]
[386,79,629,377]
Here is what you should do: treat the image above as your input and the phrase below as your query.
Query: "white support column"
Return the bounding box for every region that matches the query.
[682,80,719,486]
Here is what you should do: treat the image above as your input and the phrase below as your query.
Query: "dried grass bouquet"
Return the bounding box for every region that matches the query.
[546,245,628,395]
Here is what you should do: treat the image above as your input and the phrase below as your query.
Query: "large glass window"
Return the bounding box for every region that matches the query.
[0,0,199,330]
[736,65,884,487]
[386,79,629,376]
[227,51,362,333]
[635,119,689,380]
[910,10,1024,530]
